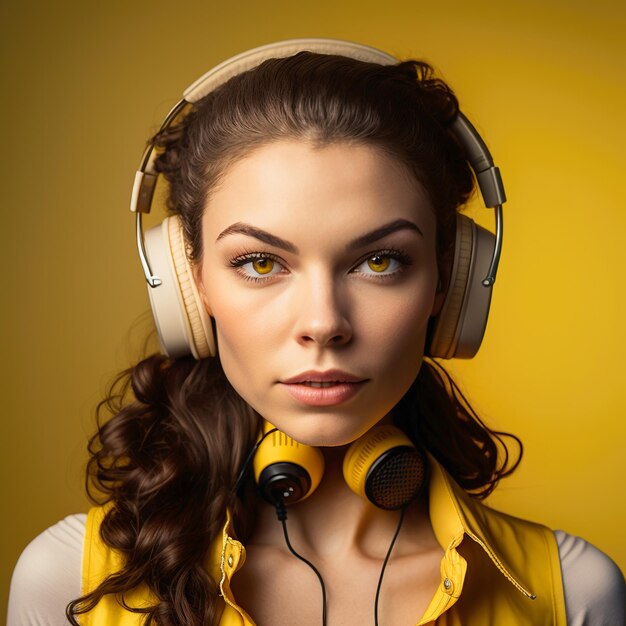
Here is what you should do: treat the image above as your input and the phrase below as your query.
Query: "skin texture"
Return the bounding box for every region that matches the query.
[192,140,445,625]
[193,139,441,447]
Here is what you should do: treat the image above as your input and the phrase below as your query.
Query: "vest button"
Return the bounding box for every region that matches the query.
[227,555,234,568]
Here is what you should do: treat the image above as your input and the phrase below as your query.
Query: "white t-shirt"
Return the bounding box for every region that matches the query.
[7,514,626,625]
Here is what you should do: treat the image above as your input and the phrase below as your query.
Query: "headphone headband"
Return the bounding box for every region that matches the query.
[184,38,399,103]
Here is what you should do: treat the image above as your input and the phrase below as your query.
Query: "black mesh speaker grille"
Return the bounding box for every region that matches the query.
[365,447,427,510]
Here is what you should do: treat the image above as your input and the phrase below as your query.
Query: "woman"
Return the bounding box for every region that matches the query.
[8,38,625,625]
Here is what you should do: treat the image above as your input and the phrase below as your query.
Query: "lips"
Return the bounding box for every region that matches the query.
[281,369,367,384]
[279,369,369,406]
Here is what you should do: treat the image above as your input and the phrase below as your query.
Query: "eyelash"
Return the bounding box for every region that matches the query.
[228,248,413,283]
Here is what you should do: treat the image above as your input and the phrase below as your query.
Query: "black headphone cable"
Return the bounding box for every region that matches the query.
[375,506,406,626]
[233,427,278,497]
[274,500,407,626]
[275,500,328,626]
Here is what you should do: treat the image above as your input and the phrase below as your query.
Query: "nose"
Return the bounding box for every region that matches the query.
[293,271,353,348]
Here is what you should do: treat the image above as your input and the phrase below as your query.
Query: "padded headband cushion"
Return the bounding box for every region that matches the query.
[183,38,398,103]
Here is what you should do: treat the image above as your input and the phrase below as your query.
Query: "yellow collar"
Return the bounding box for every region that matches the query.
[426,453,536,599]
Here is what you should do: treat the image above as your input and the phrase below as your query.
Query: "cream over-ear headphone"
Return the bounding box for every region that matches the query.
[130,38,505,360]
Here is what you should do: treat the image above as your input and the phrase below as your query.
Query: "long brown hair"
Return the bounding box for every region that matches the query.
[68,51,521,625]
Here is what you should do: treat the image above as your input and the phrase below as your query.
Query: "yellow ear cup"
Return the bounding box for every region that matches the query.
[165,215,216,358]
[342,425,427,510]
[253,421,325,505]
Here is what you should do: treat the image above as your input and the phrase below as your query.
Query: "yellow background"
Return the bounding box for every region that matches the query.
[2,0,625,617]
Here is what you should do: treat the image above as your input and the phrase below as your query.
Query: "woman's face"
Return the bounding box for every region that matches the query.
[192,140,441,446]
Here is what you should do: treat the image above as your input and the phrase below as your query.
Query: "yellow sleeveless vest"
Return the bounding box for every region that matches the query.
[81,456,567,625]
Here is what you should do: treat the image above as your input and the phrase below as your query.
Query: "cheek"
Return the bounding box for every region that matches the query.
[210,299,266,370]
[205,280,284,407]
[359,275,436,393]
[359,275,436,351]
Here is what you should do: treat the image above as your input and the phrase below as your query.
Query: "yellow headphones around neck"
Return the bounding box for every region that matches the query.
[130,38,506,361]
[252,421,428,511]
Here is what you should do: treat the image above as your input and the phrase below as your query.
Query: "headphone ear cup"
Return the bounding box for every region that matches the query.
[143,215,217,359]
[253,423,325,505]
[343,425,427,510]
[427,214,495,359]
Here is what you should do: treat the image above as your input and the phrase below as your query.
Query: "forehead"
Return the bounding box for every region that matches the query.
[202,139,436,245]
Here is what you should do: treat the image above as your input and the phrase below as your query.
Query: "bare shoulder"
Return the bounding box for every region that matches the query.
[555,529,626,625]
[7,513,87,626]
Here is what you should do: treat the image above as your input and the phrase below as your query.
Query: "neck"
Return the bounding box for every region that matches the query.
[250,443,433,562]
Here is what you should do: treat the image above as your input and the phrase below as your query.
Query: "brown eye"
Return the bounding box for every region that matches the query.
[229,252,286,282]
[252,258,274,275]
[352,249,411,280]
[367,255,390,273]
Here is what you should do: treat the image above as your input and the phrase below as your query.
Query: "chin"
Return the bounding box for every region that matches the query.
[269,412,388,448]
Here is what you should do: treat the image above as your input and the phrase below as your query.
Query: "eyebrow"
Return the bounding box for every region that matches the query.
[347,218,423,251]
[215,218,423,254]
[216,223,298,253]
